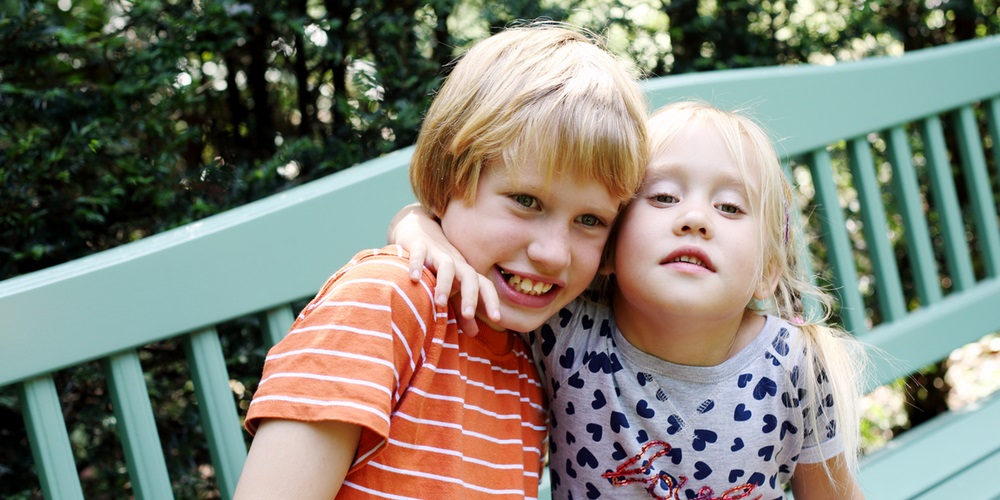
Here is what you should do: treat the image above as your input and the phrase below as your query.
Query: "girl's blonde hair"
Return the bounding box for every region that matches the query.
[410,22,648,215]
[644,101,868,478]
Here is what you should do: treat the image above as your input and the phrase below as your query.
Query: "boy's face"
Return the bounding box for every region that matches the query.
[612,121,770,323]
[438,159,620,333]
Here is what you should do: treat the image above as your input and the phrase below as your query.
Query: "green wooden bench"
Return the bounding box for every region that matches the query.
[1,35,998,499]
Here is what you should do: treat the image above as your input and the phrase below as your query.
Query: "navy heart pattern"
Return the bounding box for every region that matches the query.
[636,430,649,443]
[612,442,628,461]
[541,323,557,356]
[656,388,669,402]
[771,328,790,356]
[780,420,798,439]
[692,429,718,451]
[729,469,745,483]
[610,411,629,433]
[588,352,612,374]
[734,403,752,421]
[636,400,655,418]
[753,377,778,400]
[592,389,607,409]
[587,423,603,442]
[696,399,715,414]
[731,438,744,452]
[762,414,777,434]
[577,447,599,469]
[667,414,682,434]
[558,307,573,327]
[559,347,576,369]
[693,461,712,480]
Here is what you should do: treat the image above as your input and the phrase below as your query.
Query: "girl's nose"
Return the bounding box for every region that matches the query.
[673,207,713,239]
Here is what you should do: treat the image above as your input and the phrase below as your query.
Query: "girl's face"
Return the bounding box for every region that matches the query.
[438,159,620,333]
[612,120,772,324]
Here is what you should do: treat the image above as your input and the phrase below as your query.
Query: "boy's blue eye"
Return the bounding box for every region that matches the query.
[513,194,537,208]
[578,214,601,227]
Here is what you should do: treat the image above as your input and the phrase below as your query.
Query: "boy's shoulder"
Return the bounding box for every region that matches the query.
[333,245,420,281]
[314,245,437,306]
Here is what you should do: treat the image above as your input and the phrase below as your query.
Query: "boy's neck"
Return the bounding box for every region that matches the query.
[613,305,766,367]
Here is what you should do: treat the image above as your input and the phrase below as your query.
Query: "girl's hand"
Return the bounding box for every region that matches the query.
[388,204,500,336]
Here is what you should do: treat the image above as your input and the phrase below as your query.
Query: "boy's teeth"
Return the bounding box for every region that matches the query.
[506,274,553,296]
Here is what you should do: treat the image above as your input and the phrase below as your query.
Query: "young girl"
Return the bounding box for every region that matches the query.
[392,101,868,499]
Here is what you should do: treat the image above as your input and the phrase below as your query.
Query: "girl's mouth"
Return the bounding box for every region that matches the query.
[666,255,707,268]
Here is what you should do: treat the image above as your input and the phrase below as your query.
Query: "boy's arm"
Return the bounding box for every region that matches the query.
[234,418,362,499]
[389,203,500,336]
[790,454,865,500]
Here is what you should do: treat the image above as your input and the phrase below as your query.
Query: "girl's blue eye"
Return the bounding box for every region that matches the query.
[653,194,677,204]
[719,203,742,214]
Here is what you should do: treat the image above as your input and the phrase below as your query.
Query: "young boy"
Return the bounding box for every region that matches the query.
[234,23,648,499]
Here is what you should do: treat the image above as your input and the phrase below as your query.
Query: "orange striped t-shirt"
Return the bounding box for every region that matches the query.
[245,246,547,499]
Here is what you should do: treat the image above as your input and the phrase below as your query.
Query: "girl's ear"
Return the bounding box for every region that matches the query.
[753,266,781,301]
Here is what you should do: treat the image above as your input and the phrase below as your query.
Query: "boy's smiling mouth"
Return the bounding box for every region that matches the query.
[500,269,555,296]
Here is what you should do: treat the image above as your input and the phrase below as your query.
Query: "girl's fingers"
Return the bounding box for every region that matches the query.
[433,259,456,307]
[478,274,501,323]
[458,265,481,320]
[407,241,427,281]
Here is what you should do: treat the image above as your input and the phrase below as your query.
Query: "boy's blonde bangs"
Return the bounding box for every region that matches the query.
[410,23,648,215]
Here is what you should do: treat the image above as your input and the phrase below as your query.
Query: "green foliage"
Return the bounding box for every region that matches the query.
[1,0,997,496]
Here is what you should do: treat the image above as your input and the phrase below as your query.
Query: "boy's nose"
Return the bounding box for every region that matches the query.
[526,224,571,271]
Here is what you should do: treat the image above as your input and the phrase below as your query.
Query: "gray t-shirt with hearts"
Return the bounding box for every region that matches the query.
[527,299,841,500]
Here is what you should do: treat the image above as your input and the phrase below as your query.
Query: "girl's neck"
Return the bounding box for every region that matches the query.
[613,302,766,367]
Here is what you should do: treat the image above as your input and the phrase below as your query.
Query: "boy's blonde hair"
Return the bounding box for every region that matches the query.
[410,22,648,215]
[643,101,868,477]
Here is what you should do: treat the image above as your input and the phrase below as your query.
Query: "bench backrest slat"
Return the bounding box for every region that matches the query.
[18,376,85,500]
[182,328,247,500]
[261,305,296,348]
[104,351,174,499]
[847,136,908,323]
[954,106,1000,278]
[806,148,870,334]
[884,125,944,306]
[919,115,979,292]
